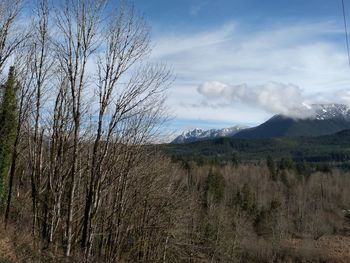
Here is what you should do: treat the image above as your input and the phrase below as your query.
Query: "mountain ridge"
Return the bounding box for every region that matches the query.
[172,104,350,143]
[234,104,350,139]
[172,125,248,144]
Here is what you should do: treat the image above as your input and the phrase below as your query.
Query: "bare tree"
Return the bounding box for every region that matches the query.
[0,1,184,262]
[54,0,107,256]
[80,4,152,253]
[0,0,27,77]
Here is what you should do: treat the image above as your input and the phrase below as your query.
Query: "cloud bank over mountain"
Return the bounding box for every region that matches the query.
[197,81,350,119]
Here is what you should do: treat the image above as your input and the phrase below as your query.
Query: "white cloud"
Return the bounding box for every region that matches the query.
[336,89,350,104]
[198,81,318,118]
[151,20,350,127]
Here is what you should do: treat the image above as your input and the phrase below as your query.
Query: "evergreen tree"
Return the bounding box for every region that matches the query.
[0,67,18,197]
[266,155,277,181]
[232,152,239,167]
[279,157,294,170]
[205,168,225,205]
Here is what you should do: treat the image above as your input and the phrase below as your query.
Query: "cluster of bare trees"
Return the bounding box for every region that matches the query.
[179,161,350,262]
[0,0,191,262]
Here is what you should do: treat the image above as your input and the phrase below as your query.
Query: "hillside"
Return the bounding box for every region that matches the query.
[234,115,350,139]
[234,104,350,139]
[163,129,350,162]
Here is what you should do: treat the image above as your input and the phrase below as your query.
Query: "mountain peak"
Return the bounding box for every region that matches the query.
[172,125,248,144]
[234,103,350,139]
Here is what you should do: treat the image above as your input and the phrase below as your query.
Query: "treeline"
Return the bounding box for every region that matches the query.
[170,148,343,174]
[0,0,188,262]
[164,132,350,164]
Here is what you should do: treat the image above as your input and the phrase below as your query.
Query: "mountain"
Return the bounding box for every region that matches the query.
[172,104,350,144]
[172,125,248,144]
[233,104,350,139]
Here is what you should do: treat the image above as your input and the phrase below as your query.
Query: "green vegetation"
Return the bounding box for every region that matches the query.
[0,67,18,197]
[163,129,350,164]
[266,155,277,180]
[205,168,225,204]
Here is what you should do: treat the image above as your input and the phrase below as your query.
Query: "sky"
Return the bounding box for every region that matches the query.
[117,1,350,133]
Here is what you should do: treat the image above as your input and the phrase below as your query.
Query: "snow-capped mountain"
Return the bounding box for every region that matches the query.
[172,125,248,144]
[172,104,350,143]
[234,103,350,139]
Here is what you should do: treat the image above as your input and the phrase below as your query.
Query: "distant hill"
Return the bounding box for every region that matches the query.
[163,128,350,163]
[172,125,248,144]
[233,104,350,139]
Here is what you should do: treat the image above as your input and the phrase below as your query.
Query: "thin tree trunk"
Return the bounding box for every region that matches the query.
[4,135,18,227]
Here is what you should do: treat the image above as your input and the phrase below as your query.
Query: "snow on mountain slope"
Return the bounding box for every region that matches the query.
[312,104,350,120]
[172,125,248,144]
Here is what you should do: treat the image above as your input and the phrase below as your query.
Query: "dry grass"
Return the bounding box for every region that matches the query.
[0,221,17,263]
[283,235,350,263]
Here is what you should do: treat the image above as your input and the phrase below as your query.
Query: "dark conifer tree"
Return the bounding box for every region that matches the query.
[0,67,18,198]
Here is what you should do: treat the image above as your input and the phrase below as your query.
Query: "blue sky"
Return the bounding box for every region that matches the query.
[65,1,349,136]
[133,1,350,134]
[134,0,343,31]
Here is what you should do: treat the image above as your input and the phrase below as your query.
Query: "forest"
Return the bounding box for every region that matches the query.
[163,129,350,165]
[0,0,350,262]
